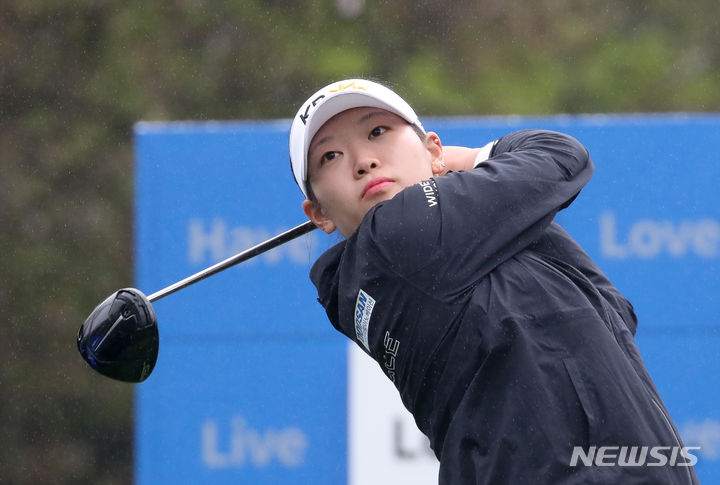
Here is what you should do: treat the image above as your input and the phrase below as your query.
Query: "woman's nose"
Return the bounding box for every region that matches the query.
[354,154,380,176]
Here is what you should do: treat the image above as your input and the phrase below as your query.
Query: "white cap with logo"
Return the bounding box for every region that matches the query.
[289,79,424,198]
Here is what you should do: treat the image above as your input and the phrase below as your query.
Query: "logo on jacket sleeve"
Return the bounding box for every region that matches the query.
[354,289,375,351]
[419,179,438,207]
[383,331,400,382]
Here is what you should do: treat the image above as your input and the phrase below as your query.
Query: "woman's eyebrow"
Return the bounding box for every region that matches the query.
[308,135,333,161]
[356,110,390,125]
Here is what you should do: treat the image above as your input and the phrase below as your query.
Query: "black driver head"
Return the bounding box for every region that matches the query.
[77,288,159,383]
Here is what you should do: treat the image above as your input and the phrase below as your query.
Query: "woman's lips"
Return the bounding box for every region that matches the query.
[362,177,394,199]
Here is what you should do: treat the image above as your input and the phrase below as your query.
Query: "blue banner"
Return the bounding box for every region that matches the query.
[135,114,720,484]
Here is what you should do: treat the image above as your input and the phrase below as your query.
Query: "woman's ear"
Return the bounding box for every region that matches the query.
[425,131,446,175]
[302,200,336,234]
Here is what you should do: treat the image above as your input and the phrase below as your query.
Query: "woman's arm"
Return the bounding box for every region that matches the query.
[441,146,482,173]
[441,139,497,174]
[368,130,593,290]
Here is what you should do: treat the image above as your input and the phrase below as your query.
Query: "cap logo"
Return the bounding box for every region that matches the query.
[298,81,368,125]
[328,81,366,93]
[299,94,326,125]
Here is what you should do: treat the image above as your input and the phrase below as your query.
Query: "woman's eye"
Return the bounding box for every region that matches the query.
[369,126,387,138]
[320,151,340,163]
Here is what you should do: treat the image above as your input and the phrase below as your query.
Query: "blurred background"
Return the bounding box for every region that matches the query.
[2,0,719,483]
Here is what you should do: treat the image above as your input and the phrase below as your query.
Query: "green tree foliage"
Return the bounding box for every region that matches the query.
[1,0,718,483]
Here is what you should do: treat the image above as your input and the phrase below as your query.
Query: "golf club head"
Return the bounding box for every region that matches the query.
[77,288,159,383]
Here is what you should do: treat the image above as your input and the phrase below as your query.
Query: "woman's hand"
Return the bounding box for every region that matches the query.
[440,146,482,174]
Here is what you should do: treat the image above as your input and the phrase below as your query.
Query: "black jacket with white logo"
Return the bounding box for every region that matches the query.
[310,130,699,484]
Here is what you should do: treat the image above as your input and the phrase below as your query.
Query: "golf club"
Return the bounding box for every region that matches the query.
[77,220,317,383]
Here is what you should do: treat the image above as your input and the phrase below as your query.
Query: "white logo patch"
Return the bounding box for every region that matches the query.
[354,289,375,351]
[419,180,438,207]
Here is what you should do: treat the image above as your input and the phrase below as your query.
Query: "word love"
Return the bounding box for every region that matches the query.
[600,212,719,259]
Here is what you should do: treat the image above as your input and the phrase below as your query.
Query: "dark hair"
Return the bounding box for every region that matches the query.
[305,122,427,203]
[306,180,319,203]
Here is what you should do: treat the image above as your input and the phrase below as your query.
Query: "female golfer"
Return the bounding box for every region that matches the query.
[289,79,698,484]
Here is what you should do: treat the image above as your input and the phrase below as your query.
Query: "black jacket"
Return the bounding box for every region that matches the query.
[310,130,699,484]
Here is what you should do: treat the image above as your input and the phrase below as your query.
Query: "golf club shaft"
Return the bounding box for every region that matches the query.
[147,220,317,302]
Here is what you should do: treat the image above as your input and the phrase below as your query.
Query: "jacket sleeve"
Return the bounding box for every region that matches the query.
[362,129,594,299]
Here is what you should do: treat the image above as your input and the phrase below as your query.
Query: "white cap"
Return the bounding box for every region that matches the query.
[289,79,424,198]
